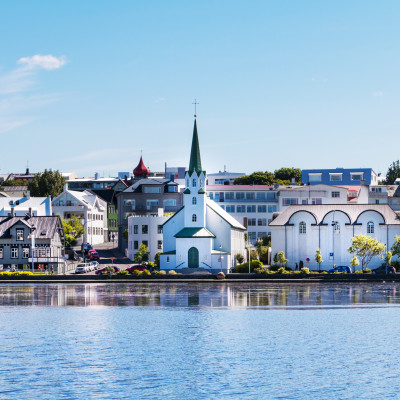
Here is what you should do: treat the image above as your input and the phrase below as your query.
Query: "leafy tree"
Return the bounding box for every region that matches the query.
[134,243,149,263]
[256,246,270,264]
[391,235,400,258]
[347,234,385,271]
[274,251,288,267]
[154,252,161,268]
[234,171,276,186]
[386,160,400,184]
[62,216,84,247]
[274,167,302,183]
[0,179,29,187]
[350,254,360,271]
[236,253,244,264]
[28,169,65,198]
[385,251,393,266]
[315,249,323,271]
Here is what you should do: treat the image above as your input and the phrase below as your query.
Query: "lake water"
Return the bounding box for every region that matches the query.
[1,282,400,399]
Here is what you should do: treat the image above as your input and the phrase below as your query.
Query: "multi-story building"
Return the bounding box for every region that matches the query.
[0,214,64,272]
[207,171,245,185]
[66,175,128,192]
[52,188,107,245]
[127,213,170,262]
[301,168,378,186]
[0,192,52,216]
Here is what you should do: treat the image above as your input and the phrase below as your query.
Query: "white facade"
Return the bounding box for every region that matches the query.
[0,192,52,216]
[207,171,245,185]
[127,214,170,261]
[52,188,107,245]
[270,204,400,271]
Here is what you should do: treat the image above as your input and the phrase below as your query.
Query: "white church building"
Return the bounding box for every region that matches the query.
[160,119,246,272]
[270,204,400,271]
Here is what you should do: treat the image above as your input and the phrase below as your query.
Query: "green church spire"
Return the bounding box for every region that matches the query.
[188,119,202,175]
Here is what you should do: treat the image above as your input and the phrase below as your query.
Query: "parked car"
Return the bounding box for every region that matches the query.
[88,250,100,261]
[75,264,88,274]
[95,266,120,275]
[82,243,93,254]
[372,265,396,275]
[328,266,352,274]
[88,261,100,270]
[126,265,147,274]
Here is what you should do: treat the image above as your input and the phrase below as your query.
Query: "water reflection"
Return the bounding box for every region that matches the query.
[0,283,399,308]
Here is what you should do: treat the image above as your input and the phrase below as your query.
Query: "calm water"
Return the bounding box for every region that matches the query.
[1,282,400,399]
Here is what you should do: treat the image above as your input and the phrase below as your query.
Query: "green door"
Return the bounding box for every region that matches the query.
[188,247,199,268]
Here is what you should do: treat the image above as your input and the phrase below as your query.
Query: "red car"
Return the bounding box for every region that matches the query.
[87,250,100,260]
[126,265,147,274]
[95,266,120,275]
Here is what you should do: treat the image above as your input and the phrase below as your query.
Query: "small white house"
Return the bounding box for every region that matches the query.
[270,204,400,271]
[52,187,107,245]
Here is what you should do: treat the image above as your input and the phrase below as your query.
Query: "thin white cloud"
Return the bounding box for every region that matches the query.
[156,97,165,103]
[373,91,383,97]
[17,54,67,71]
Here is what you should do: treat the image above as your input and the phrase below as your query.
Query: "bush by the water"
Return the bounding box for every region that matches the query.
[117,270,129,275]
[300,267,310,274]
[0,271,33,276]
[152,270,166,275]
[233,260,263,273]
[270,265,292,272]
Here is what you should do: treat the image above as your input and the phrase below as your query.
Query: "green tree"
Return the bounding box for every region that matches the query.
[256,246,269,264]
[62,216,84,247]
[154,252,161,269]
[391,235,400,258]
[0,179,29,187]
[350,254,360,271]
[347,234,385,271]
[234,171,276,185]
[386,160,400,184]
[274,167,302,183]
[236,253,244,264]
[134,243,149,263]
[385,251,393,266]
[275,251,288,267]
[28,169,65,198]
[315,248,323,271]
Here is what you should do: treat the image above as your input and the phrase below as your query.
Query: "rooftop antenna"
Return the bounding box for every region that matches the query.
[192,99,199,118]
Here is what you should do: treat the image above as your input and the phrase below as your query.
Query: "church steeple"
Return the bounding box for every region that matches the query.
[188,119,202,175]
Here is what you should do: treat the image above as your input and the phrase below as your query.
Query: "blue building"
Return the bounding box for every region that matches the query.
[301,168,378,186]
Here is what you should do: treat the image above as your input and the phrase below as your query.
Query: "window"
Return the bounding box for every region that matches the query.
[329,174,342,182]
[268,205,277,213]
[186,179,189,187]
[158,240,162,250]
[256,192,266,200]
[16,229,24,241]
[246,192,255,200]
[192,197,197,205]
[164,199,176,207]
[158,225,163,234]
[192,179,197,187]
[0,248,3,258]
[192,214,197,222]
[11,248,18,258]
[167,256,170,263]
[257,232,265,238]
[215,179,224,184]
[351,173,363,181]
[247,205,256,213]
[375,200,380,204]
[367,221,374,234]
[214,193,220,202]
[237,205,246,213]
[299,221,306,234]
[225,205,235,213]
[301,198,308,205]
[308,173,322,182]
[249,232,257,241]
[248,218,256,226]
[209,193,214,200]
[236,192,245,200]
[312,198,322,205]
[266,192,276,201]
[143,187,161,193]
[225,192,234,200]
[142,241,148,247]
[332,192,340,198]
[142,225,148,234]
[168,186,177,193]
[134,225,138,234]
[146,200,159,210]
[134,241,138,250]
[23,248,29,258]
[257,205,267,213]
[282,198,298,206]
[66,200,72,206]
[268,219,272,225]
[258,219,267,226]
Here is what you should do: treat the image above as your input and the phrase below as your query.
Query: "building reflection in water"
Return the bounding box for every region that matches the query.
[0,283,398,308]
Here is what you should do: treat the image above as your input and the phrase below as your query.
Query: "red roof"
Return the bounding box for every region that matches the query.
[133,156,150,177]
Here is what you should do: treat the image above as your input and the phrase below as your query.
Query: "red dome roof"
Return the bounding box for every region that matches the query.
[133,156,150,177]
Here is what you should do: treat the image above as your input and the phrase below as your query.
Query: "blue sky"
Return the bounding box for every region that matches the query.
[1,0,399,177]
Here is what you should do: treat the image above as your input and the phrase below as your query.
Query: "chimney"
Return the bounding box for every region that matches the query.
[94,172,99,180]
[29,207,32,217]
[11,208,15,217]
[26,168,29,175]
[26,190,30,200]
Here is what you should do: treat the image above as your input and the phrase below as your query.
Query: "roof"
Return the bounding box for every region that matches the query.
[161,250,176,255]
[121,178,172,193]
[333,185,361,193]
[207,185,274,190]
[174,227,216,238]
[2,186,28,192]
[211,249,230,255]
[206,199,246,230]
[269,204,400,226]
[133,156,150,177]
[0,216,64,239]
[0,196,51,216]
[188,119,202,175]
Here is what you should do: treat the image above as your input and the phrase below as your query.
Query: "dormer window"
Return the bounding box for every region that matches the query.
[16,229,24,241]
[192,197,197,205]
[192,214,197,222]
[192,179,197,187]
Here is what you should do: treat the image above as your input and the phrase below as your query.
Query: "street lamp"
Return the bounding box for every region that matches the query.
[31,225,36,274]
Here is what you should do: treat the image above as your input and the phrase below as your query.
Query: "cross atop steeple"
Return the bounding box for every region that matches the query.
[192,99,199,118]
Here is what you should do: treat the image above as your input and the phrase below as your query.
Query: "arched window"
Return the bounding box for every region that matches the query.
[192,179,197,187]
[367,221,374,234]
[299,221,306,234]
[192,214,197,222]
[192,197,197,205]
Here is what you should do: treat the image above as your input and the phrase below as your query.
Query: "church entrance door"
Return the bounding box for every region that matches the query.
[188,247,199,268]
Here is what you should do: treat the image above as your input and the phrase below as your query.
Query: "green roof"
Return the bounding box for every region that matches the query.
[198,188,205,194]
[161,250,176,255]
[183,188,191,194]
[188,119,202,175]
[174,227,216,238]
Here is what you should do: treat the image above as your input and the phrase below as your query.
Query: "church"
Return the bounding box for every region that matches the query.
[160,118,246,272]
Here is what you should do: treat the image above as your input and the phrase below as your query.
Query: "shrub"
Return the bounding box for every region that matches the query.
[117,270,129,275]
[364,268,372,274]
[133,269,143,276]
[159,270,166,275]
[270,265,292,272]
[355,270,364,274]
[391,260,400,271]
[146,262,156,270]
[300,267,310,274]
[277,267,289,274]
[233,260,263,273]
[254,267,268,274]
[320,271,328,274]
[142,269,151,276]
[168,270,177,275]
[236,253,245,264]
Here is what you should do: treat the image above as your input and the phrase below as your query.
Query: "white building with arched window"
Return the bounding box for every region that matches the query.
[160,119,246,272]
[270,204,400,270]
